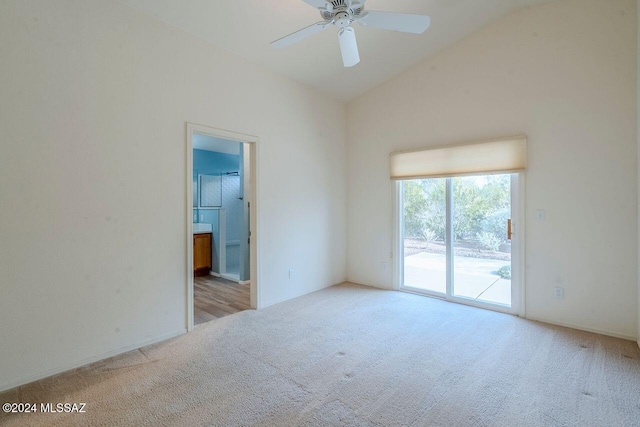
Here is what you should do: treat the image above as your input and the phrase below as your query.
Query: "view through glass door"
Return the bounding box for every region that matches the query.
[401,174,516,310]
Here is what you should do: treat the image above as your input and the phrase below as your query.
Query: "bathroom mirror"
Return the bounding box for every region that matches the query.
[199,174,222,208]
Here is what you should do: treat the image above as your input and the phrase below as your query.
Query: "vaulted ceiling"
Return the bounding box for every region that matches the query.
[118,0,553,101]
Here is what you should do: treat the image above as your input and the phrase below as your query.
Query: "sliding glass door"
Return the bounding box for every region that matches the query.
[402,178,447,295]
[400,174,520,313]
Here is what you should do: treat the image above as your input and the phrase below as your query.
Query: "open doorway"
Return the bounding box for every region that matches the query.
[186,123,258,330]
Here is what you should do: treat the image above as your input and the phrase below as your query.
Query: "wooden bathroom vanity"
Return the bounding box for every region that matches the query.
[193,232,212,277]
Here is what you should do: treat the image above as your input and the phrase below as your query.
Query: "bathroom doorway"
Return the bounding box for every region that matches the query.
[186,123,258,330]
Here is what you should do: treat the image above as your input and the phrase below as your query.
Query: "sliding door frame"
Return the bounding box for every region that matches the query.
[393,174,526,316]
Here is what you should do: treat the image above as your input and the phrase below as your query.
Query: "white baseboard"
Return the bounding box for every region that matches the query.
[344,279,392,290]
[520,316,636,342]
[0,329,186,393]
[261,281,342,309]
[261,293,303,309]
[239,280,250,285]
[348,281,637,342]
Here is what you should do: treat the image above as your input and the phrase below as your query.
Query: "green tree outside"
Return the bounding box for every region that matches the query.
[403,175,510,251]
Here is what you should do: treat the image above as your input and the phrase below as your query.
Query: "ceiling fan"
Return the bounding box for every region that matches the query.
[271,0,431,68]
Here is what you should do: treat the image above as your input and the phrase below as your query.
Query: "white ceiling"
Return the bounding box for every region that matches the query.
[193,133,241,155]
[119,0,552,102]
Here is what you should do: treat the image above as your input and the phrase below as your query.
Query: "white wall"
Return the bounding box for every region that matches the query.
[347,0,638,339]
[0,0,347,390]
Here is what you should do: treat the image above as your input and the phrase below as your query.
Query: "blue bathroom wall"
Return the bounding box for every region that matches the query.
[193,149,246,280]
[193,149,240,176]
[193,148,239,224]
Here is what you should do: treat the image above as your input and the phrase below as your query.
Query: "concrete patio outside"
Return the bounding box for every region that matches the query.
[404,252,511,306]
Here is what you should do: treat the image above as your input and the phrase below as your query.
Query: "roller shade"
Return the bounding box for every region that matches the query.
[390,135,527,180]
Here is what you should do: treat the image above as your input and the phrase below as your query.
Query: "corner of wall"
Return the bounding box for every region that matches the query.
[637,0,640,348]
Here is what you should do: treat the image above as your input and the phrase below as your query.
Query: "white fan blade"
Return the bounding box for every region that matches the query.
[358,11,431,34]
[271,22,329,49]
[338,27,360,68]
[301,0,328,9]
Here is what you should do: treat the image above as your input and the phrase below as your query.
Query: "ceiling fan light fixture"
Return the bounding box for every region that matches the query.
[272,0,430,68]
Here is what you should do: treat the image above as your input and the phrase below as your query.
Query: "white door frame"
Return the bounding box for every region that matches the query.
[186,123,260,332]
[393,174,526,316]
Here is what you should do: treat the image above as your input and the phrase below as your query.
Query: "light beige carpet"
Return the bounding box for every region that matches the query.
[1,283,639,426]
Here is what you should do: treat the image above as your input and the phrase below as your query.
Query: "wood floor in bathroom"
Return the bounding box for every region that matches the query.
[194,275,250,325]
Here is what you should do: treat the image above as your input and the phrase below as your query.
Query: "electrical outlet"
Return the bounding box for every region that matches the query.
[288,269,294,279]
[555,287,564,300]
[381,262,388,271]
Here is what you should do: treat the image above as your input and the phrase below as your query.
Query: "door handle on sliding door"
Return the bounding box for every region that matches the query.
[507,219,513,240]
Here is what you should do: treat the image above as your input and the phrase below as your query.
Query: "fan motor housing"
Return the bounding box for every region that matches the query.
[321,2,364,23]
[334,11,352,27]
